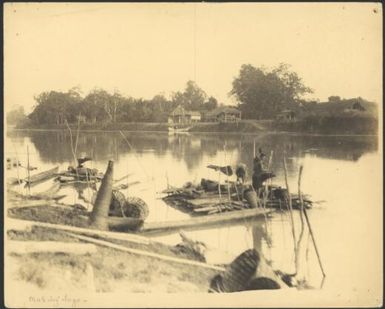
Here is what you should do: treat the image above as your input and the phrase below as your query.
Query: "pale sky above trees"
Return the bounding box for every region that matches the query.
[4,3,382,113]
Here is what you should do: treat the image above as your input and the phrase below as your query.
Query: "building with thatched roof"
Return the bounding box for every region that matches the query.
[168,105,201,124]
[204,106,241,123]
[276,109,296,121]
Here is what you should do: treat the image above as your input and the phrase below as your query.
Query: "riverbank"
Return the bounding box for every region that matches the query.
[14,115,378,135]
[6,221,220,293]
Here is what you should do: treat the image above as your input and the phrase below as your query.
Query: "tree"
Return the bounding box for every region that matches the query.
[203,96,218,110]
[82,89,112,123]
[6,105,27,126]
[230,63,312,119]
[171,81,207,111]
[29,89,82,125]
[328,96,341,102]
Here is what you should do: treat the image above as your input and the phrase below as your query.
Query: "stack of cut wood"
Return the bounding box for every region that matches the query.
[187,200,247,215]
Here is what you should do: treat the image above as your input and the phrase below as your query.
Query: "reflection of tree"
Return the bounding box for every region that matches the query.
[21,131,377,175]
[28,131,74,164]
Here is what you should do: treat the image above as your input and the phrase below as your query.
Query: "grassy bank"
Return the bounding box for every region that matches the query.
[189,120,273,133]
[274,114,378,135]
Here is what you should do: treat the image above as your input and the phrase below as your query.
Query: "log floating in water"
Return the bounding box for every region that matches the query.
[141,208,272,234]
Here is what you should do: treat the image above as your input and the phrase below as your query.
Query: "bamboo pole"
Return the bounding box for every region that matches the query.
[65,119,78,167]
[283,154,297,270]
[7,218,151,245]
[263,150,274,208]
[74,113,81,157]
[295,165,306,277]
[218,172,222,202]
[298,165,326,279]
[304,208,326,278]
[224,144,231,203]
[12,143,21,185]
[119,131,149,179]
[296,166,306,247]
[26,146,31,194]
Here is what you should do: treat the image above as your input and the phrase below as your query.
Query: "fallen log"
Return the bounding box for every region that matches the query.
[140,208,271,234]
[7,240,97,255]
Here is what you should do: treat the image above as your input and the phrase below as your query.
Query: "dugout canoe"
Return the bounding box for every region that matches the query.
[139,207,272,235]
[24,166,59,185]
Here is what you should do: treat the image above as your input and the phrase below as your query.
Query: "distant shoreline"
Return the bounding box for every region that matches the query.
[9,119,378,137]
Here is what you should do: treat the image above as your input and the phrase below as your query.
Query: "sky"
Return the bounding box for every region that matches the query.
[4,3,383,113]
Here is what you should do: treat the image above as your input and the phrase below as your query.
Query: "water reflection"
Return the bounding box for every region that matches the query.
[7,130,378,172]
[5,130,381,294]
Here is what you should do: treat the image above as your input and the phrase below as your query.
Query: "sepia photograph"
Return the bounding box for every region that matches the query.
[3,2,383,308]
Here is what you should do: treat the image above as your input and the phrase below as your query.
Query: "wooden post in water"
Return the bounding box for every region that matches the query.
[65,119,78,167]
[74,113,81,157]
[224,144,231,204]
[89,160,114,230]
[218,172,222,202]
[12,143,21,185]
[26,146,31,193]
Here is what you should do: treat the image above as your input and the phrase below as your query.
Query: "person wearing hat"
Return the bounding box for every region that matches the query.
[252,148,274,192]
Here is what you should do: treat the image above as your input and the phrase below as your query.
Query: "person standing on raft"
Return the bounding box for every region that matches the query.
[252,148,275,193]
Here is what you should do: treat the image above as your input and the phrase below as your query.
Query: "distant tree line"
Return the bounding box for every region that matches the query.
[24,81,218,126]
[8,63,376,128]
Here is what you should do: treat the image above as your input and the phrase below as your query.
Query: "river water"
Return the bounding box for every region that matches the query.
[5,130,382,304]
